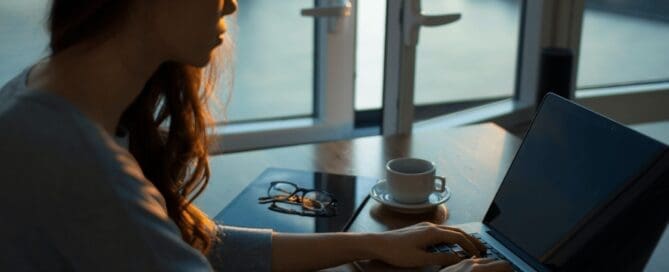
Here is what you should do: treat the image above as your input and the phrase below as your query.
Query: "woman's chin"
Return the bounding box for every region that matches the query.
[176,46,218,68]
[191,59,211,68]
[189,53,215,68]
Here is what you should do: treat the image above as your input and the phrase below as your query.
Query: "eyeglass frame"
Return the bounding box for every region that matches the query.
[257,181,338,217]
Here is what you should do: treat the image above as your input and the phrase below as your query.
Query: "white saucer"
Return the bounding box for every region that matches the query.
[370,179,451,214]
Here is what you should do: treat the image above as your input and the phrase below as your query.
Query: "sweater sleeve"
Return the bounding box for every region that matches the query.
[207,225,273,272]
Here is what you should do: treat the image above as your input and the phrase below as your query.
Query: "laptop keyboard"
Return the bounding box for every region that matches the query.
[429,233,522,272]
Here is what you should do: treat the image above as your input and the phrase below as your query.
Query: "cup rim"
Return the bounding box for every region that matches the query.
[385,157,435,176]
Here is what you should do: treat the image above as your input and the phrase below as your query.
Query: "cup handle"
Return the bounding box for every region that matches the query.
[435,176,447,192]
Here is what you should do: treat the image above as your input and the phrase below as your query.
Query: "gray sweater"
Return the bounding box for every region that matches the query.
[0,69,272,271]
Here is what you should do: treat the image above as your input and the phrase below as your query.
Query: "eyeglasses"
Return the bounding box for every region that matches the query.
[257,181,337,217]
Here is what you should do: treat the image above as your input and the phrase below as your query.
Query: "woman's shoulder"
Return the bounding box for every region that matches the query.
[0,67,30,100]
[0,82,108,167]
[0,67,85,143]
[0,68,114,161]
[0,64,163,200]
[0,73,161,207]
[0,88,210,270]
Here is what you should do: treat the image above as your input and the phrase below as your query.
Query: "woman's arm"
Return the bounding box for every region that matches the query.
[271,222,488,272]
[271,232,375,271]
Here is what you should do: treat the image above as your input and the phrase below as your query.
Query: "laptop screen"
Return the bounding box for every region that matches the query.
[483,94,666,263]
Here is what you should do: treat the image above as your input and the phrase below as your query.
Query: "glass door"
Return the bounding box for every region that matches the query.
[217,0,358,152]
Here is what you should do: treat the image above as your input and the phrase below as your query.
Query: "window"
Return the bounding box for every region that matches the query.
[3,0,665,151]
[578,0,669,89]
[355,0,524,129]
[354,0,386,111]
[0,0,48,85]
[216,0,357,151]
[379,0,530,135]
[394,0,667,134]
[0,0,358,152]
[414,0,522,107]
[225,0,314,122]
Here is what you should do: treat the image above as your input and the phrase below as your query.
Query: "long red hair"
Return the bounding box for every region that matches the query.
[49,0,225,253]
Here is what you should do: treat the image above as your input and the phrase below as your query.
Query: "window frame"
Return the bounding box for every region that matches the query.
[417,0,669,132]
[212,0,357,153]
[382,0,539,134]
[214,0,669,153]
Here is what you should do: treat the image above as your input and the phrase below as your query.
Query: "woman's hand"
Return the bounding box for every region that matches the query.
[369,222,488,268]
[440,258,513,272]
[270,222,502,271]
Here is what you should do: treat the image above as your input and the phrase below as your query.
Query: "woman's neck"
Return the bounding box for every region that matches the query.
[28,32,165,135]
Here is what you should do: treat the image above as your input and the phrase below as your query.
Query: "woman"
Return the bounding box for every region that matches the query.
[0,0,510,271]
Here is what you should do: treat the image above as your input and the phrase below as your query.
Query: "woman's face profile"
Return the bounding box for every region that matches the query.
[152,0,238,67]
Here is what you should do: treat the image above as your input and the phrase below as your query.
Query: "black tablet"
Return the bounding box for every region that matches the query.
[214,168,377,233]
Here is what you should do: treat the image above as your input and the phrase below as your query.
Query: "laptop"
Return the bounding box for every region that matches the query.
[431,94,669,271]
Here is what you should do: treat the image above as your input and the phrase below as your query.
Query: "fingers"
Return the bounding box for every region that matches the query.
[438,225,487,253]
[438,258,510,272]
[471,257,496,264]
[423,252,464,267]
[421,229,481,257]
[447,230,481,257]
[439,229,482,258]
[473,260,513,272]
[416,222,482,257]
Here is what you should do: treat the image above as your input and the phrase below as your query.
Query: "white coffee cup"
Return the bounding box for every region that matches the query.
[385,157,447,204]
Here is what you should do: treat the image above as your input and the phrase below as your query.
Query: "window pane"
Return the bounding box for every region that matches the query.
[0,1,315,124]
[414,0,521,105]
[355,0,386,111]
[0,0,48,85]
[222,0,314,122]
[578,1,669,89]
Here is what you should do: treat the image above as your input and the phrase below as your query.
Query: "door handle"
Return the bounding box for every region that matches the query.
[301,0,352,33]
[301,5,351,17]
[404,0,461,46]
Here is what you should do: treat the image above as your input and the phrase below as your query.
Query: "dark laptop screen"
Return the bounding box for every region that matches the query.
[484,94,666,262]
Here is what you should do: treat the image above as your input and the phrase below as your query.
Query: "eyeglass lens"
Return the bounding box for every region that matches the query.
[303,191,332,209]
[268,182,299,201]
[268,182,334,209]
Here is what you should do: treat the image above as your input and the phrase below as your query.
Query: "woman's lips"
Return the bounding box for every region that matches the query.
[213,33,224,47]
[214,37,223,47]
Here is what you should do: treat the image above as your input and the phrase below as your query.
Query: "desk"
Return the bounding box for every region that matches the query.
[196,123,519,271]
[197,123,520,219]
[196,123,668,271]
